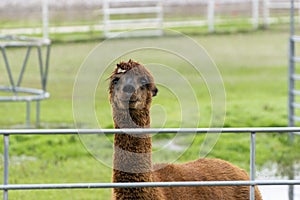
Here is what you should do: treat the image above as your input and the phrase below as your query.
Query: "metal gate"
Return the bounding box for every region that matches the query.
[1,127,300,200]
[289,1,300,198]
[289,0,299,128]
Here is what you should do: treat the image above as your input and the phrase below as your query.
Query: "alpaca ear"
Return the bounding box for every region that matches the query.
[152,87,158,97]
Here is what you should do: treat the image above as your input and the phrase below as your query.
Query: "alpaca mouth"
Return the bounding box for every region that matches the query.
[128,99,138,106]
[116,94,140,108]
[119,98,138,108]
[121,96,138,103]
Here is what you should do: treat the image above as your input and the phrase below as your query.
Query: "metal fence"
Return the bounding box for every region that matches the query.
[289,0,300,132]
[1,127,300,200]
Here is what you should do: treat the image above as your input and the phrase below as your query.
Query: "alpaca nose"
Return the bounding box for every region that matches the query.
[123,84,135,93]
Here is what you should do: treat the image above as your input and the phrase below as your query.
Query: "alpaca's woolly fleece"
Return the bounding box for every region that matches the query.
[109,60,263,200]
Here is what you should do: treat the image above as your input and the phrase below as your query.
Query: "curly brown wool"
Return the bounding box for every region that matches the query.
[109,60,263,200]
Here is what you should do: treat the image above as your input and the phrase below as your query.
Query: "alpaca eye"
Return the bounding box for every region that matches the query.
[140,78,148,85]
[112,78,120,85]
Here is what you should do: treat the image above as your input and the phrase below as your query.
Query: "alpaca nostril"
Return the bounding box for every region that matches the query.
[123,85,135,93]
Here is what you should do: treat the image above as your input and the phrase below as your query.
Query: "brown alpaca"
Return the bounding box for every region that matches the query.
[109,59,262,200]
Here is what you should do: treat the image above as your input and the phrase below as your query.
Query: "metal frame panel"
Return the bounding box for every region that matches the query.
[1,127,300,200]
[289,1,299,197]
[0,35,51,127]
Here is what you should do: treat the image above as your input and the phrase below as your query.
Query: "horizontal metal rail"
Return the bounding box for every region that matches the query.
[105,7,162,15]
[293,56,300,62]
[0,86,50,102]
[292,89,300,95]
[0,34,50,47]
[293,116,300,123]
[291,35,300,42]
[1,127,300,135]
[1,180,300,191]
[292,74,300,80]
[269,2,300,9]
[293,102,300,109]
[107,18,161,25]
[104,30,163,39]
[107,0,161,3]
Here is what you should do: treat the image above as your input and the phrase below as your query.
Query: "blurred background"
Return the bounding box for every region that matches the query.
[0,1,300,200]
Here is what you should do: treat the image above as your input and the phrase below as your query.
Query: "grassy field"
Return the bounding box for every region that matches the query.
[0,30,300,199]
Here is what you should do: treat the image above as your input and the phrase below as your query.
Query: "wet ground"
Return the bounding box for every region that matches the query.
[259,185,300,200]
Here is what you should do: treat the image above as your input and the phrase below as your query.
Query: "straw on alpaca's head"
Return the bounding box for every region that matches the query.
[109,60,158,110]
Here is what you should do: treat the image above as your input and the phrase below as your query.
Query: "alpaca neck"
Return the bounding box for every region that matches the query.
[113,108,153,178]
[113,108,150,128]
[112,108,159,199]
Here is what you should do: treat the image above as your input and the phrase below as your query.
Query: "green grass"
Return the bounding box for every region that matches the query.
[0,30,300,199]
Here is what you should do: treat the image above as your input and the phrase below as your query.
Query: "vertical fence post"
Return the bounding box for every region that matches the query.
[289,0,295,129]
[288,160,295,200]
[207,0,215,32]
[1,48,16,93]
[26,101,31,128]
[3,134,9,200]
[42,0,49,39]
[36,101,40,127]
[102,0,109,38]
[17,46,31,87]
[43,44,51,91]
[157,0,164,35]
[289,1,295,198]
[263,0,270,28]
[252,0,259,29]
[250,132,256,200]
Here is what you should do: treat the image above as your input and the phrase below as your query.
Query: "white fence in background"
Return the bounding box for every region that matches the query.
[102,0,163,38]
[0,0,296,38]
[263,0,300,27]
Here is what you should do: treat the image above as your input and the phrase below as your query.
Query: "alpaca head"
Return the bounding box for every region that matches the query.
[109,60,158,110]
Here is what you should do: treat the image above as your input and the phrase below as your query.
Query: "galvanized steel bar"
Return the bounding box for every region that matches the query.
[1,48,16,93]
[26,101,31,128]
[250,132,256,200]
[43,45,51,90]
[1,127,300,135]
[289,164,295,200]
[0,36,51,128]
[36,101,40,127]
[0,92,49,102]
[0,86,47,95]
[0,35,50,44]
[16,46,31,87]
[3,135,9,200]
[0,180,300,191]
[37,47,44,86]
[289,0,295,130]
[289,1,296,199]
